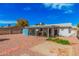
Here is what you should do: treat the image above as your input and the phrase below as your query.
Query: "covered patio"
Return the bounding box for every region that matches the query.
[25,26,59,37]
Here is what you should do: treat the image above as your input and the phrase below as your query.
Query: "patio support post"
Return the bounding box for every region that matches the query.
[42,28,44,36]
[35,29,37,36]
[52,28,54,37]
[47,28,49,37]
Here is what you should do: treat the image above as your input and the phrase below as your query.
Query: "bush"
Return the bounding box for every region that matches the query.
[55,39,70,45]
[47,37,59,41]
[47,37,53,40]
[47,37,70,45]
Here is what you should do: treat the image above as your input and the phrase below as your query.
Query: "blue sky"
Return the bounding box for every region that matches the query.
[0,3,78,26]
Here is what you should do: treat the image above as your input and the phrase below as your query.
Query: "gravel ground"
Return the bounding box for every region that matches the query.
[0,34,79,56]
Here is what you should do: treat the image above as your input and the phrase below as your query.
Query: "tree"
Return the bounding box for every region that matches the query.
[16,18,29,27]
[77,23,79,28]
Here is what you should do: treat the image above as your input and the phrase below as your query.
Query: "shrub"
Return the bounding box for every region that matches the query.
[47,37,53,40]
[47,37,70,45]
[55,39,70,45]
[47,37,59,41]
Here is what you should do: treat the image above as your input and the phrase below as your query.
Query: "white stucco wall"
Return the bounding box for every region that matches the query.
[59,28,71,37]
[59,28,77,37]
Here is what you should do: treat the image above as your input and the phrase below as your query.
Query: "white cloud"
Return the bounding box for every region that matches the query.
[43,3,74,10]
[0,20,16,24]
[43,3,74,14]
[64,10,73,14]
[24,7,31,11]
[43,3,52,8]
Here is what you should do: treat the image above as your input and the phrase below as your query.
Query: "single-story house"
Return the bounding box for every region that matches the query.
[23,23,78,37]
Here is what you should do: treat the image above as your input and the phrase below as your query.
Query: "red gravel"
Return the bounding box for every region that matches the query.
[0,34,46,56]
[1,34,79,56]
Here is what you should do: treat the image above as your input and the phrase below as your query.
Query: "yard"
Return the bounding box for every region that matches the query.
[0,34,79,56]
[0,34,47,55]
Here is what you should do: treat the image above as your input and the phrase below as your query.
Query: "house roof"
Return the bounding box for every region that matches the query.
[25,23,72,29]
[72,26,78,30]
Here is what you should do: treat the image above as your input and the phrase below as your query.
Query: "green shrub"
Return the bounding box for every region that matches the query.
[55,39,70,45]
[47,37,70,45]
[47,37,60,41]
[47,37,53,40]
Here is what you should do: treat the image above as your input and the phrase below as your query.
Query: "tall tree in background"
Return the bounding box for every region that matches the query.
[77,23,79,28]
[16,18,29,27]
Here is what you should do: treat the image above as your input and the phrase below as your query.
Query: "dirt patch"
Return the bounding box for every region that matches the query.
[30,41,76,56]
[0,38,9,42]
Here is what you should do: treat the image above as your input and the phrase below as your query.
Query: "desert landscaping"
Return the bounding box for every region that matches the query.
[0,34,79,56]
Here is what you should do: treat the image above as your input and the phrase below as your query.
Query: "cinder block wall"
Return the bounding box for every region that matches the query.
[0,27,23,35]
